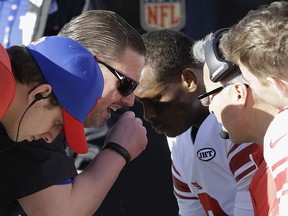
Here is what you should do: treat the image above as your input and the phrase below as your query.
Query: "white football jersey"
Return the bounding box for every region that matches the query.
[167,114,261,216]
[264,106,288,215]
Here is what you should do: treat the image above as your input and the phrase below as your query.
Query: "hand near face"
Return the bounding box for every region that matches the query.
[104,111,148,161]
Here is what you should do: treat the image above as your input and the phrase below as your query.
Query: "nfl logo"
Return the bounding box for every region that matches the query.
[140,0,186,31]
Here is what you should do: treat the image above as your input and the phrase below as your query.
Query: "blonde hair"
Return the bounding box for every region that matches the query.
[220,1,288,83]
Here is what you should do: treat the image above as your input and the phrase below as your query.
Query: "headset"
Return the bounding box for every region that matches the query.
[204,28,234,140]
[204,28,237,82]
[30,93,50,107]
[0,93,50,153]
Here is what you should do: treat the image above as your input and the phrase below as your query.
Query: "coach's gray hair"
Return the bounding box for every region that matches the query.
[192,33,213,64]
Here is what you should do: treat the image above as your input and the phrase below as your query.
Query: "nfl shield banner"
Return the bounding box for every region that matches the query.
[140,0,186,31]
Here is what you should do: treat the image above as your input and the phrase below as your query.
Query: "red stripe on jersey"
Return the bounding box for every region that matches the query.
[274,166,288,194]
[251,146,264,167]
[235,165,256,182]
[282,189,288,196]
[172,166,191,193]
[174,190,199,200]
[229,143,260,179]
[249,160,279,216]
[172,163,180,176]
[198,193,228,216]
[271,156,288,172]
[172,174,191,193]
[227,143,240,155]
[278,107,288,114]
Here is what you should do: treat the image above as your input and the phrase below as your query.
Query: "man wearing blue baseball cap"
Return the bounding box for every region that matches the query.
[0,35,105,213]
[1,36,103,153]
[27,36,104,153]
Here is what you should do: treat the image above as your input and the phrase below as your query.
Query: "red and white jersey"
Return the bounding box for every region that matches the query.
[249,148,279,216]
[167,114,262,216]
[264,106,288,215]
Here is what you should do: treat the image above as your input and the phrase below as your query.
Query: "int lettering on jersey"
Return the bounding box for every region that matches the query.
[197,148,216,161]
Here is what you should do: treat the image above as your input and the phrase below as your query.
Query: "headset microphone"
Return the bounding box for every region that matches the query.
[219,129,230,139]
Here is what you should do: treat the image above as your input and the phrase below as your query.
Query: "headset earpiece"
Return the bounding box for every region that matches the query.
[205,28,237,82]
[34,93,44,101]
[29,93,50,107]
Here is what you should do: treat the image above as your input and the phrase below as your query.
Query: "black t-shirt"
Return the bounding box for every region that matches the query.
[0,124,78,215]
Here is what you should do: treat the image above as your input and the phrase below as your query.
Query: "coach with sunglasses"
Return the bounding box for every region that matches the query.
[0,10,148,216]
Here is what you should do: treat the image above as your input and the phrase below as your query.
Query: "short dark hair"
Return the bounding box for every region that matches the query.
[142,29,202,82]
[7,45,45,85]
[7,45,58,105]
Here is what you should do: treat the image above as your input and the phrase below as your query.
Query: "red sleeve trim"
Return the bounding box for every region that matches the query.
[174,190,199,200]
[229,143,260,175]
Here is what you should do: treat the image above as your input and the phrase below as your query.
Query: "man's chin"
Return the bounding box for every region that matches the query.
[163,130,177,138]
[84,119,94,128]
[154,128,164,135]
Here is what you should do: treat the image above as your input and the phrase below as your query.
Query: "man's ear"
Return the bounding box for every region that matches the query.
[28,84,52,104]
[181,68,197,92]
[230,82,249,107]
[266,76,288,99]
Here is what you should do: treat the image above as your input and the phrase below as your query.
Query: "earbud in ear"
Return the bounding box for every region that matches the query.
[29,93,50,107]
[34,93,44,101]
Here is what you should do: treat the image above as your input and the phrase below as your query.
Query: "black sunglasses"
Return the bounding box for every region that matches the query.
[98,61,138,97]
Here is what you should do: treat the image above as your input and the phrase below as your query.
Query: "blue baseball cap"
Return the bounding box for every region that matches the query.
[0,43,15,120]
[27,36,104,154]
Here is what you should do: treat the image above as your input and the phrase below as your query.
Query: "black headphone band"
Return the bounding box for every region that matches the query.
[205,28,237,82]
